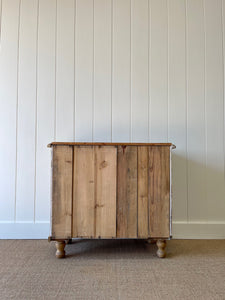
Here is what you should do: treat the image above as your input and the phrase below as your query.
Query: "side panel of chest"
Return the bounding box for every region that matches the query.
[51,145,171,239]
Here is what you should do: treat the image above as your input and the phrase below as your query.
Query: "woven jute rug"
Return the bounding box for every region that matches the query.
[0,239,224,299]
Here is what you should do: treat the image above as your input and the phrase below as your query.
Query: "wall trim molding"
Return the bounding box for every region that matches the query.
[0,222,50,239]
[172,221,225,239]
[0,221,225,239]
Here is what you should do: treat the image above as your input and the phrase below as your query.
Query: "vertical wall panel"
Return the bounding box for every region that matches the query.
[204,0,225,221]
[16,0,38,221]
[1,0,225,237]
[93,0,112,142]
[131,0,148,142]
[0,0,20,221]
[223,0,225,189]
[168,0,187,222]
[149,0,168,142]
[186,0,206,222]
[75,0,93,142]
[0,0,2,37]
[55,0,74,141]
[35,0,56,222]
[112,0,131,142]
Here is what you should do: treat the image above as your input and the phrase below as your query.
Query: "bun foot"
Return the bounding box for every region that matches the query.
[55,241,66,258]
[156,239,166,258]
[146,238,156,244]
[66,239,72,244]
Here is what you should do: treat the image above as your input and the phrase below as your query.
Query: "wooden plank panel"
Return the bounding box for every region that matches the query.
[149,0,168,141]
[204,0,225,221]
[137,146,149,238]
[93,0,112,142]
[149,146,170,238]
[168,0,188,222]
[75,0,93,142]
[16,0,38,221]
[131,0,148,142]
[52,146,73,239]
[117,146,137,238]
[55,0,74,141]
[35,0,56,222]
[0,0,20,221]
[49,142,174,147]
[95,146,117,238]
[73,147,95,237]
[186,0,206,221]
[112,0,131,142]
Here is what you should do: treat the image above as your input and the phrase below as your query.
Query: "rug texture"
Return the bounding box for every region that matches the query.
[0,239,224,300]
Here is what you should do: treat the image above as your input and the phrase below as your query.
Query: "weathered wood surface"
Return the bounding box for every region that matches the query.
[73,146,95,237]
[137,146,149,238]
[48,142,175,148]
[95,146,117,238]
[73,146,117,238]
[117,146,138,238]
[149,146,170,238]
[52,146,73,239]
[51,144,172,240]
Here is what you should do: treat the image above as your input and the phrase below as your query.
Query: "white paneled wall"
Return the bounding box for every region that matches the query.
[0,0,225,238]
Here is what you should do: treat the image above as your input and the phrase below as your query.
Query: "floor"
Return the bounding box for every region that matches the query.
[0,239,224,300]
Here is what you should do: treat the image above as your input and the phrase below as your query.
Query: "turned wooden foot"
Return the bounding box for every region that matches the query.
[55,241,66,258]
[156,239,166,258]
[65,239,72,245]
[146,238,156,244]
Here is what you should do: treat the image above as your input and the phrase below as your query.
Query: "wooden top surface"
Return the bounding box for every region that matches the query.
[48,142,176,148]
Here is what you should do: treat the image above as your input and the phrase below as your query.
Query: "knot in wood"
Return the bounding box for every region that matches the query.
[95,203,104,209]
[100,160,108,169]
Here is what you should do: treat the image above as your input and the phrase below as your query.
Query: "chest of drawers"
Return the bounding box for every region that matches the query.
[48,142,175,258]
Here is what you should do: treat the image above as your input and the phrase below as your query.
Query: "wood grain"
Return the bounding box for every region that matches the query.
[117,146,138,238]
[52,146,73,239]
[95,146,117,238]
[149,146,170,238]
[73,146,95,237]
[48,142,175,147]
[137,146,149,238]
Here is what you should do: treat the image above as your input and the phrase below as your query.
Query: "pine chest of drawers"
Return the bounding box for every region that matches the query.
[48,142,175,258]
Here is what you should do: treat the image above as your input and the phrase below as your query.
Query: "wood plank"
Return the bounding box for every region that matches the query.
[16,0,38,221]
[112,0,131,142]
[75,0,93,142]
[73,146,95,237]
[149,0,168,142]
[93,0,112,142]
[55,0,75,141]
[168,0,188,222]
[149,146,170,238]
[204,0,225,221]
[95,146,117,238]
[137,146,149,238]
[117,146,137,238]
[52,146,73,239]
[131,0,148,142]
[48,142,175,147]
[35,0,56,222]
[186,0,206,222]
[0,0,20,221]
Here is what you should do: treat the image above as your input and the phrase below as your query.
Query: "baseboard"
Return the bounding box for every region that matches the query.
[172,221,225,239]
[0,221,225,239]
[0,222,50,239]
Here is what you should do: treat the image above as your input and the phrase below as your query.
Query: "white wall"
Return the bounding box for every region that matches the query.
[0,0,225,239]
